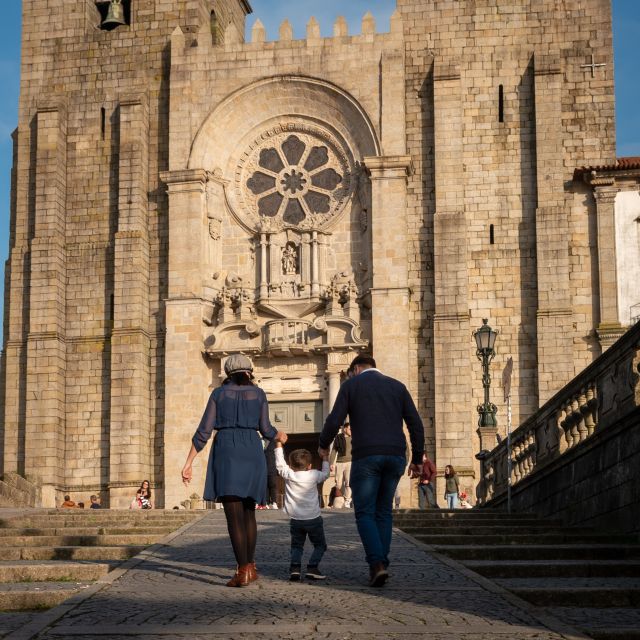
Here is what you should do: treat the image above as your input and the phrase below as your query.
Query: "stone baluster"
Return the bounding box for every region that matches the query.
[582,386,597,436]
[576,392,589,442]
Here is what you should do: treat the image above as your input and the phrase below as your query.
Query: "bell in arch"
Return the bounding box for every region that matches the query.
[102,0,127,29]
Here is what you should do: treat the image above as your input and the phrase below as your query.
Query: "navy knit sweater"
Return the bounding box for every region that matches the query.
[319,369,424,466]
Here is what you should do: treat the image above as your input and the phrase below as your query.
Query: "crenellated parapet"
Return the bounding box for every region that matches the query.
[220,11,404,50]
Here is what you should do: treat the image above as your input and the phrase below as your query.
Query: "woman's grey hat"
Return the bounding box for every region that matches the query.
[224,354,254,376]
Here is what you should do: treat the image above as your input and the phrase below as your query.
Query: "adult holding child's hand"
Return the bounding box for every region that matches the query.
[181,354,286,588]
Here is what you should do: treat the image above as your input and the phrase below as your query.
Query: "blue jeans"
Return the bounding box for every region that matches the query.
[350,455,406,567]
[446,492,459,509]
[290,516,326,566]
[418,483,437,509]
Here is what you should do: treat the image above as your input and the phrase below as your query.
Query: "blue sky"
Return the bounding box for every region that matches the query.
[0,1,638,342]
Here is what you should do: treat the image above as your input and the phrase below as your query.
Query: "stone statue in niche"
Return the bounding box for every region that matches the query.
[282,242,298,275]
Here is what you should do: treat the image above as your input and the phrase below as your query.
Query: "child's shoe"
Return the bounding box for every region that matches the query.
[305,565,326,580]
[289,564,301,581]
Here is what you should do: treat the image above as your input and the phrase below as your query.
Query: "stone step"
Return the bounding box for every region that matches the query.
[399,525,581,536]
[0,561,110,582]
[545,607,640,640]
[432,544,640,561]
[504,580,640,607]
[0,581,90,611]
[414,533,637,545]
[395,509,539,518]
[394,517,560,527]
[3,516,196,529]
[463,559,640,578]
[0,526,175,537]
[0,545,145,561]
[0,534,164,547]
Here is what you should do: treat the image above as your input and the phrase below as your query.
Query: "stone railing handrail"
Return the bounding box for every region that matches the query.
[477,322,640,504]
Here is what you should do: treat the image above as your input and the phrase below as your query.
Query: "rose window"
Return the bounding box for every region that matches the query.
[240,127,352,229]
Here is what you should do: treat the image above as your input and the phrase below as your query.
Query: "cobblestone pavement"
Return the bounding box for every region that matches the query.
[16,511,587,639]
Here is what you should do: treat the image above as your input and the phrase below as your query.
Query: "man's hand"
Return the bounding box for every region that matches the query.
[318,446,330,460]
[275,431,288,444]
[330,464,335,472]
[181,463,192,486]
[408,463,421,479]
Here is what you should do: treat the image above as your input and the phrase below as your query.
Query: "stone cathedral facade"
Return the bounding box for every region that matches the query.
[0,0,628,508]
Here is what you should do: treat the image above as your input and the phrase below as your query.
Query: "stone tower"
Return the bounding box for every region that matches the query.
[1,0,620,508]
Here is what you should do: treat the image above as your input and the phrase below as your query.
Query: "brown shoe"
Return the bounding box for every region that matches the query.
[247,562,259,583]
[369,562,388,588]
[226,564,252,587]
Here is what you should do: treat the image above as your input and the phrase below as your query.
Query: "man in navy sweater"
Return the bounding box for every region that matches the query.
[318,354,424,587]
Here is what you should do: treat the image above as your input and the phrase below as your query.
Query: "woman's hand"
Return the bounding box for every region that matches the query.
[181,463,193,486]
[275,430,288,444]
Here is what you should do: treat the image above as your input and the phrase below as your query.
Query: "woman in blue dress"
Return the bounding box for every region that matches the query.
[181,354,287,587]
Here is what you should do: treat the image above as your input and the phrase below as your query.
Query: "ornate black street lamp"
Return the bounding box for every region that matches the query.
[473,319,498,429]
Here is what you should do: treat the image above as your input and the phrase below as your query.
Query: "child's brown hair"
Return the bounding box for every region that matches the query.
[289,449,313,471]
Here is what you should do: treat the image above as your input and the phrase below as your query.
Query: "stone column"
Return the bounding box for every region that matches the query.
[593,184,624,349]
[24,102,68,506]
[3,131,28,477]
[108,94,152,508]
[363,156,412,384]
[432,59,474,494]
[533,53,573,403]
[160,169,211,510]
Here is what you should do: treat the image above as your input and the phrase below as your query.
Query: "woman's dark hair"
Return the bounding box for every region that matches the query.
[445,465,456,477]
[226,371,254,386]
[139,480,152,502]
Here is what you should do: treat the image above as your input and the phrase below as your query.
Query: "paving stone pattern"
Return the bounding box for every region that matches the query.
[27,512,576,639]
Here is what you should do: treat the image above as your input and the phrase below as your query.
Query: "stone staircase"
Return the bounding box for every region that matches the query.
[395,510,640,640]
[0,509,201,616]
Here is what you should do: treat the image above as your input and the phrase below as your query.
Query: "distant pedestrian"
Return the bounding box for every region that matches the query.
[418,454,438,509]
[60,495,77,509]
[329,422,352,508]
[444,465,460,509]
[89,495,102,509]
[139,480,153,509]
[275,442,330,581]
[181,354,287,588]
[130,490,143,510]
[319,354,424,588]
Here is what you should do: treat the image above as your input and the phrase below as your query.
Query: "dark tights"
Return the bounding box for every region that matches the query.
[221,496,257,566]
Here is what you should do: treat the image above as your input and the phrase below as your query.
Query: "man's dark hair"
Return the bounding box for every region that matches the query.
[350,354,377,369]
[64,495,70,501]
[289,449,313,471]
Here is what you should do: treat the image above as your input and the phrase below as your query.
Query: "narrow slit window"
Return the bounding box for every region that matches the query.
[498,85,504,123]
[100,107,106,139]
[109,293,115,321]
[490,224,495,245]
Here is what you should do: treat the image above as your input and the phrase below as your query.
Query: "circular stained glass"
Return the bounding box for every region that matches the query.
[238,125,353,230]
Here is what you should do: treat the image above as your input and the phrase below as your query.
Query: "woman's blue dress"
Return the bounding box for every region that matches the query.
[192,383,277,503]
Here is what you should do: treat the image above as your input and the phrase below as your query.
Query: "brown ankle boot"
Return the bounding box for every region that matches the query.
[247,562,258,583]
[226,564,252,587]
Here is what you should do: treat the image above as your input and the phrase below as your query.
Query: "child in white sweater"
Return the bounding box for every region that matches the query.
[275,442,330,580]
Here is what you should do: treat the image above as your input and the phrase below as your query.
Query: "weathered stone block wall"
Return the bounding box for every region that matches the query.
[398,0,615,495]
[2,0,250,505]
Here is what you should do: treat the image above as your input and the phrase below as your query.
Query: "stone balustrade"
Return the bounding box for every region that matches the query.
[478,322,640,506]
